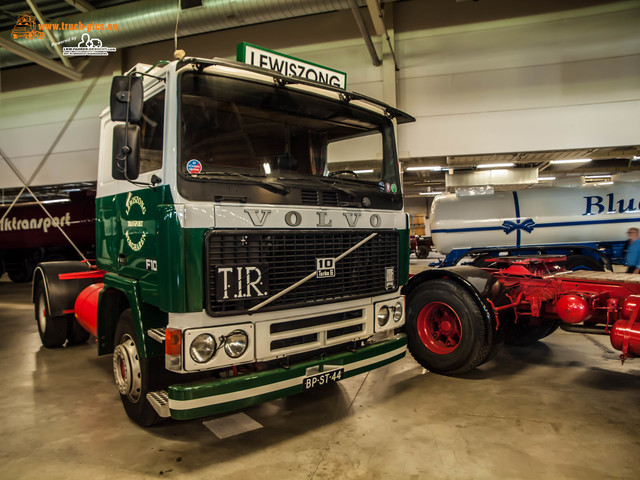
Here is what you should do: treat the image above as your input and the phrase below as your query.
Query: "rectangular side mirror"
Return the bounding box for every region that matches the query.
[112,124,140,180]
[110,76,143,122]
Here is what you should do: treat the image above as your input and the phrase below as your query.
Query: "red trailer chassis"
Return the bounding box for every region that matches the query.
[486,257,640,361]
[404,256,640,376]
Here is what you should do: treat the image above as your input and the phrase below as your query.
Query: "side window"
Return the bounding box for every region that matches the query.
[139,91,165,174]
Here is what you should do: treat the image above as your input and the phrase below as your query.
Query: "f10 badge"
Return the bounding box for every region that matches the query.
[316,258,335,278]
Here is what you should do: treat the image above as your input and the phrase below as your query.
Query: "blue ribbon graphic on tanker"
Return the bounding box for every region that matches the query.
[501,218,536,235]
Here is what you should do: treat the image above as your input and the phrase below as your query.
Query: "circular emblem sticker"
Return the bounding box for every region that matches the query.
[391,183,398,193]
[384,183,392,193]
[124,195,146,252]
[186,159,202,175]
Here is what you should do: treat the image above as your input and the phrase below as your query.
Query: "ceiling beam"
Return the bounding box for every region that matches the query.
[26,0,73,68]
[62,0,95,13]
[365,0,386,35]
[347,0,380,67]
[365,0,399,70]
[0,36,82,81]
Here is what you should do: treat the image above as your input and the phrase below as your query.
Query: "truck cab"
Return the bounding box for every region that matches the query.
[35,56,414,426]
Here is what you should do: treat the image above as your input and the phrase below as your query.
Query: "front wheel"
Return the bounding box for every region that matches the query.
[406,279,492,375]
[113,310,162,427]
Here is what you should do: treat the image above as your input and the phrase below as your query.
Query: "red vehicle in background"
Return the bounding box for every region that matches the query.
[0,184,95,282]
[410,235,433,259]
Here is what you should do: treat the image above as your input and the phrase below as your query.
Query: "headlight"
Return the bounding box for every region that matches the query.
[224,330,249,358]
[377,306,390,327]
[393,302,403,323]
[190,334,216,363]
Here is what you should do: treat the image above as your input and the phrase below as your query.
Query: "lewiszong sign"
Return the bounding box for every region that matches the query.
[237,42,347,89]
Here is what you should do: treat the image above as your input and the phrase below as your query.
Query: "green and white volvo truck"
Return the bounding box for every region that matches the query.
[32,55,414,426]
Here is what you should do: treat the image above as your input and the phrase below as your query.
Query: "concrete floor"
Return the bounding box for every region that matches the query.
[1,262,639,480]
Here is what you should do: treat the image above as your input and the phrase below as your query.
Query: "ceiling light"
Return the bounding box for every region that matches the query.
[263,162,271,174]
[538,176,556,181]
[476,163,514,169]
[584,175,611,179]
[353,169,373,174]
[596,181,614,186]
[419,192,444,195]
[550,158,592,164]
[406,166,443,171]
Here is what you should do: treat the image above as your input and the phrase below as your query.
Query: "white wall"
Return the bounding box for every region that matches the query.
[0,56,118,188]
[396,1,640,156]
[0,0,638,189]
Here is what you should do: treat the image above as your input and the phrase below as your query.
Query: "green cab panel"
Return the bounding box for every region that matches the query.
[167,334,407,420]
[96,186,204,313]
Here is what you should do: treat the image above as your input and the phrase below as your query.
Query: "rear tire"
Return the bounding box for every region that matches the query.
[113,309,162,427]
[505,316,560,346]
[35,282,67,348]
[406,280,491,375]
[565,255,604,271]
[472,254,501,269]
[416,245,429,259]
[67,317,91,345]
[9,257,35,283]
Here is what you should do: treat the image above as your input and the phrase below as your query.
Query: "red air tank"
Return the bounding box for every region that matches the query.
[556,294,592,324]
[610,295,640,357]
[610,320,640,357]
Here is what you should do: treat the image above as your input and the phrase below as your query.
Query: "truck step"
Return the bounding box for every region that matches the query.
[147,390,170,418]
[147,328,165,343]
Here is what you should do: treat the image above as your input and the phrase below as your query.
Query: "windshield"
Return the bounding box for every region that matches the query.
[178,71,401,201]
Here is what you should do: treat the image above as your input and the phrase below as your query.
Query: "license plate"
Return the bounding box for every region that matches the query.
[303,368,345,390]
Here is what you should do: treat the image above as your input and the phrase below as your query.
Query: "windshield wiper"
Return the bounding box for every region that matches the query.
[194,172,290,195]
[277,175,358,198]
[324,175,384,190]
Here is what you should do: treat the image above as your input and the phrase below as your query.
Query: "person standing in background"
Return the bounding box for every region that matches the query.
[625,228,640,273]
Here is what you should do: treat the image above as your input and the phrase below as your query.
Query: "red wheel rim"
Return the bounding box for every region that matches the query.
[416,301,462,354]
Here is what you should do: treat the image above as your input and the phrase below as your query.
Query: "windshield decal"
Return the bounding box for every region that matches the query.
[186,159,202,175]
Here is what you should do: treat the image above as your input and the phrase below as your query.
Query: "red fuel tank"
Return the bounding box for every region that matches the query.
[74,283,104,337]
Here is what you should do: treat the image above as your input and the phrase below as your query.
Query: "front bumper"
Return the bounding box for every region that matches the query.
[165,334,406,420]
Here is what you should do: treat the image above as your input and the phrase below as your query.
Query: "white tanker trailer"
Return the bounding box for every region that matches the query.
[430,184,639,269]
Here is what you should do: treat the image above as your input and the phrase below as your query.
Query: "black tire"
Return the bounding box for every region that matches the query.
[479,324,505,366]
[505,316,560,346]
[472,254,501,269]
[67,317,90,345]
[565,255,604,272]
[406,280,491,375]
[416,245,429,259]
[9,258,35,283]
[34,282,67,348]
[113,309,162,427]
